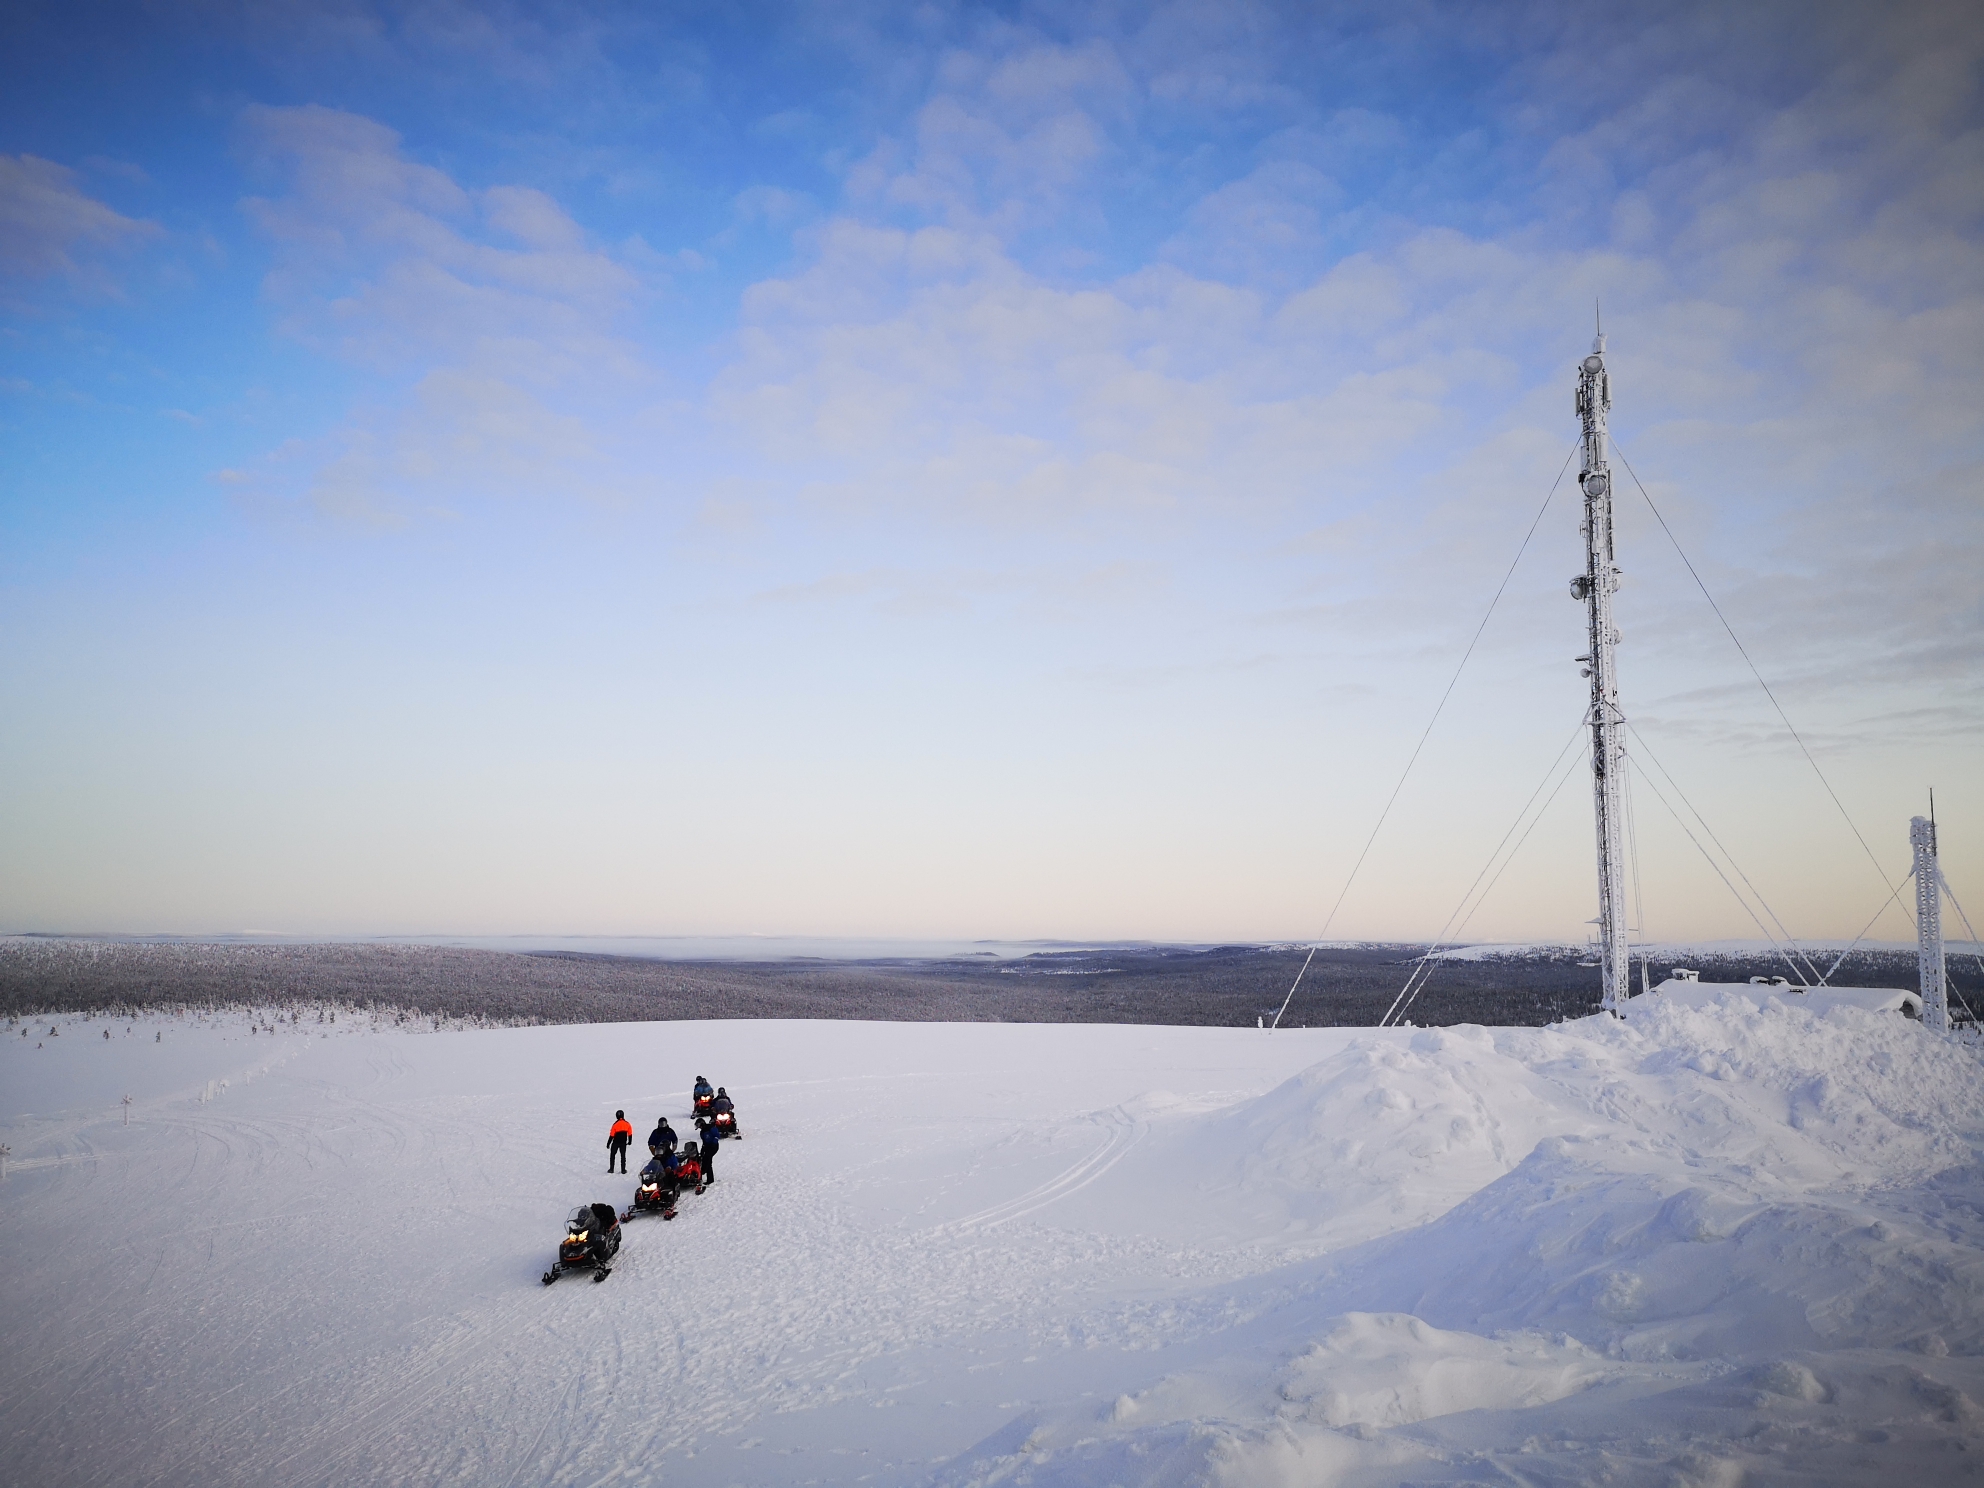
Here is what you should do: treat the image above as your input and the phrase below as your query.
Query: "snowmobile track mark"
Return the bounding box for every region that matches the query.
[499,1373,580,1488]
[935,1108,1146,1233]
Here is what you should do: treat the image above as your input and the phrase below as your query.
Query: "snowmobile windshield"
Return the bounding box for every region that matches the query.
[566,1206,592,1232]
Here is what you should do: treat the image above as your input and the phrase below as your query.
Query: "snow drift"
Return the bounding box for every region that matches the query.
[943,995,1984,1486]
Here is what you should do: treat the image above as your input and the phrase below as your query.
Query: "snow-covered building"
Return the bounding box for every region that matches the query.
[1649,966,1924,1018]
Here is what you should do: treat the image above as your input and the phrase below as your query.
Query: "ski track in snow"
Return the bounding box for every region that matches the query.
[936,1107,1147,1234]
[4,1004,1984,1486]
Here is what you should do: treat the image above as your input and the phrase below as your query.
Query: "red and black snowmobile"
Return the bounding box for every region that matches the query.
[674,1149,705,1196]
[543,1202,621,1284]
[702,1088,741,1138]
[622,1160,675,1222]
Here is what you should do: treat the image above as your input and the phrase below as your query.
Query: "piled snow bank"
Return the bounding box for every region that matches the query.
[1063,993,1982,1264]
[1273,1312,1617,1427]
[950,998,1984,1485]
[1056,1023,1586,1255]
[1594,991,1980,1186]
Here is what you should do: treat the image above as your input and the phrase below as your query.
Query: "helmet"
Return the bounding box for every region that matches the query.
[717,1087,726,1095]
[615,1109,625,1119]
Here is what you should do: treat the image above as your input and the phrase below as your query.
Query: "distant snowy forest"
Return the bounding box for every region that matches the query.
[0,938,1948,1027]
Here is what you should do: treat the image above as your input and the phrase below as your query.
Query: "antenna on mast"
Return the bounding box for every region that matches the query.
[1572,321,1629,1013]
[1913,811,1949,1032]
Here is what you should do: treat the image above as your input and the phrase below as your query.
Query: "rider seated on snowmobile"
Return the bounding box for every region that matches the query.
[655,1148,686,1198]
[564,1203,617,1263]
[587,1202,618,1258]
[648,1155,679,1213]
[710,1089,739,1135]
[692,1076,714,1119]
[624,1158,668,1220]
[544,1203,621,1284]
[647,1117,676,1156]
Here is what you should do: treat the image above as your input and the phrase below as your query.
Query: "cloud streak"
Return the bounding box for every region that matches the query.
[0,154,159,288]
[231,105,666,521]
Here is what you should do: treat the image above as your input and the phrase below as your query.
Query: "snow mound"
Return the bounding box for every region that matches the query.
[949,999,1984,1486]
[1056,1023,1581,1254]
[1276,1313,1616,1427]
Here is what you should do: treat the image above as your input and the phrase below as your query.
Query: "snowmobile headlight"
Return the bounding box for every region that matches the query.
[569,1229,587,1242]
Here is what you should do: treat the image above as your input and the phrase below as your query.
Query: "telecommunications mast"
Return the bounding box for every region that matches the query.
[1572,316,1631,1014]
[1913,814,1949,1032]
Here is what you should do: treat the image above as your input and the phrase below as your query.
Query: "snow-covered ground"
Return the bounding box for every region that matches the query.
[4,999,1983,1486]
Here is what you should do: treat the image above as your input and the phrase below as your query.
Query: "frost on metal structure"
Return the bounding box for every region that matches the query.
[1572,323,1631,1014]
[1913,815,1948,1033]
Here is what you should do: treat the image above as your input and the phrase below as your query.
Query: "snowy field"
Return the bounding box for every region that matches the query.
[4,1002,1984,1486]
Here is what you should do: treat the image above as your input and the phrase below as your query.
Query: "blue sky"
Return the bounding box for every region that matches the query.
[3,0,1979,943]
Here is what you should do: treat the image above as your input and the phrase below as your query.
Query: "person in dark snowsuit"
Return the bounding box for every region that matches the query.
[711,1088,739,1136]
[647,1117,676,1157]
[607,1111,633,1173]
[698,1119,721,1184]
[586,1202,618,1271]
[645,1154,680,1219]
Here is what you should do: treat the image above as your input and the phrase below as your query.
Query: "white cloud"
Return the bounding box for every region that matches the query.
[240,105,642,379]
[232,104,662,521]
[846,37,1133,237]
[0,154,159,284]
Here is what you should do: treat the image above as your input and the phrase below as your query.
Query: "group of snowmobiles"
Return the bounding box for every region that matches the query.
[542,1078,742,1286]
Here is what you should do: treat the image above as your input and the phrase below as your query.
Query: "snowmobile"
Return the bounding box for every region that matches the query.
[698,1109,740,1140]
[542,1202,621,1284]
[674,1149,705,1196]
[691,1093,714,1122]
[622,1160,676,1222]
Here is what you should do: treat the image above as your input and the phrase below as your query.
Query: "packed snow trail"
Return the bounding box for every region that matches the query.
[3,1000,1983,1486]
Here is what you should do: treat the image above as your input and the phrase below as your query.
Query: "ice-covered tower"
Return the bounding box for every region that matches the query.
[1573,323,1631,1014]
[1913,815,1949,1032]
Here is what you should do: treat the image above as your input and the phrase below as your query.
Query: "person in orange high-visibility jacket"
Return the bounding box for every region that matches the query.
[607,1111,633,1173]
